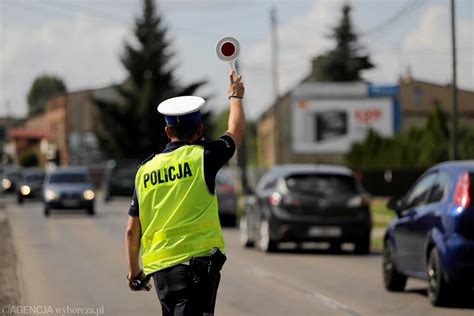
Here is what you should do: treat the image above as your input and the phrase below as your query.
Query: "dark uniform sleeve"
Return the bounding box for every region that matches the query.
[203,135,236,193]
[128,189,139,217]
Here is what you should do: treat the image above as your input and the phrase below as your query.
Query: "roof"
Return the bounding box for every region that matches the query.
[8,128,49,139]
[268,164,354,177]
[435,160,474,171]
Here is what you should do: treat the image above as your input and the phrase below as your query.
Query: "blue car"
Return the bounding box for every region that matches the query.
[383,161,474,306]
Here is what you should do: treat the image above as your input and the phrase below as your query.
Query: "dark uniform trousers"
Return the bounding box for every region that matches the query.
[152,260,222,316]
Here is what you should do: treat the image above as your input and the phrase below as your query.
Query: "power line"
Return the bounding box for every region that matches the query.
[361,0,428,37]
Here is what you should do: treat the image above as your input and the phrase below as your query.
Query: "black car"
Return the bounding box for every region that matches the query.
[240,164,372,253]
[17,169,45,204]
[2,167,22,193]
[103,160,136,202]
[216,170,238,226]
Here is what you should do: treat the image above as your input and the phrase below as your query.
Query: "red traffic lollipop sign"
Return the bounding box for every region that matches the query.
[216,37,240,62]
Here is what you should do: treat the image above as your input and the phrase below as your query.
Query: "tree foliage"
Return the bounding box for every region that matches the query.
[344,105,470,170]
[213,109,258,166]
[27,75,66,116]
[93,0,207,159]
[309,4,373,82]
[19,149,39,167]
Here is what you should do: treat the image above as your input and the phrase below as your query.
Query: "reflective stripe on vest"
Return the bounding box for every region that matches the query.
[136,145,225,274]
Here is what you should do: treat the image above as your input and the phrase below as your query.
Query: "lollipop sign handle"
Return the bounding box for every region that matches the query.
[229,61,239,78]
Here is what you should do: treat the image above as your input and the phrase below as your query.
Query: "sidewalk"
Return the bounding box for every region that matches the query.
[0,202,21,312]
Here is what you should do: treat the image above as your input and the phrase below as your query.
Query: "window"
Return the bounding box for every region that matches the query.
[285,174,357,196]
[427,172,450,203]
[404,172,437,209]
[412,87,422,106]
[263,178,278,190]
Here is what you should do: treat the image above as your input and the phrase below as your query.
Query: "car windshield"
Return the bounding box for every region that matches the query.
[285,173,358,196]
[49,173,88,183]
[24,174,44,182]
[5,171,21,179]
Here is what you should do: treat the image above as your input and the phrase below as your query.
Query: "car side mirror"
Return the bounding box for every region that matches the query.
[387,197,404,215]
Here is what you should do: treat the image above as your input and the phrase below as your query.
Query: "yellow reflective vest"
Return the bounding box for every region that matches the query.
[136,144,225,274]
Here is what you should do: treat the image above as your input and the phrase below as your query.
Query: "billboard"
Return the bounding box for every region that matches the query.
[292,98,394,154]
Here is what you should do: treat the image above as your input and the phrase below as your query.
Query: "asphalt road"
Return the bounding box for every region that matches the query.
[5,196,474,316]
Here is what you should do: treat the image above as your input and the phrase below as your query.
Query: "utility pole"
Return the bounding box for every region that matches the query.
[271,7,280,100]
[450,0,458,160]
[234,60,249,193]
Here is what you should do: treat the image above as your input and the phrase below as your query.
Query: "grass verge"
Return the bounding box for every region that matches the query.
[370,197,394,252]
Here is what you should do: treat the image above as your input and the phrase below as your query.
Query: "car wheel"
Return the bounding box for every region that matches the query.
[383,242,407,292]
[427,248,452,306]
[17,196,24,205]
[258,218,277,252]
[87,206,96,216]
[44,206,50,217]
[239,214,254,248]
[354,235,371,255]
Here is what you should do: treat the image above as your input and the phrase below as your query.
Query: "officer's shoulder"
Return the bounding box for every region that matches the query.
[137,153,156,168]
[193,138,208,148]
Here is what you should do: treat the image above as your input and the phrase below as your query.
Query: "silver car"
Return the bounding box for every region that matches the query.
[43,167,96,217]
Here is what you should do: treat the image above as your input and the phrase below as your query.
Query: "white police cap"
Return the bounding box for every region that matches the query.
[157,96,205,124]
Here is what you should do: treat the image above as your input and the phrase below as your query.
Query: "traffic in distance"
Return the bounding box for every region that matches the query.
[2,160,474,307]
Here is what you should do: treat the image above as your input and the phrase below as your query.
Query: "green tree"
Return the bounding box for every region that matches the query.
[94,0,206,159]
[309,4,373,82]
[27,75,66,116]
[345,105,450,169]
[19,149,39,167]
[213,109,258,166]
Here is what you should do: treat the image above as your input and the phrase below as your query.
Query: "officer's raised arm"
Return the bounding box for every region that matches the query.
[225,70,245,148]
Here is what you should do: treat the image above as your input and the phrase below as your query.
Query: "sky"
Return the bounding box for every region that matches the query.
[0,0,473,120]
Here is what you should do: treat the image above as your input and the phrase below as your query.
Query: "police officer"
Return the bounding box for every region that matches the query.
[125,70,245,315]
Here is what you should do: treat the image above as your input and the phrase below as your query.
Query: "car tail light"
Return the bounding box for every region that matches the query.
[268,192,301,207]
[268,192,283,206]
[217,183,235,193]
[453,172,470,208]
[347,195,370,208]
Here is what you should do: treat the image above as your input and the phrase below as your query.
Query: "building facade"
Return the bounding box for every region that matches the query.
[257,78,474,168]
[15,85,120,166]
[257,82,399,168]
[398,77,474,130]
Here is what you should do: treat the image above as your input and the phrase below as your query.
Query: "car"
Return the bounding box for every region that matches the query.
[240,164,372,253]
[17,169,45,204]
[383,161,474,306]
[2,167,22,193]
[43,167,96,216]
[216,170,238,226]
[102,160,136,202]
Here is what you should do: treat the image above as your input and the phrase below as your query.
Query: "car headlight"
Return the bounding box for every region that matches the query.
[2,178,11,189]
[20,185,31,196]
[44,189,57,201]
[83,190,95,200]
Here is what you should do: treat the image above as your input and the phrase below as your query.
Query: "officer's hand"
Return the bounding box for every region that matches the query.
[228,70,244,98]
[127,271,148,291]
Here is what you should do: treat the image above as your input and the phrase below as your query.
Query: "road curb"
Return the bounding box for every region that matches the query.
[0,203,21,309]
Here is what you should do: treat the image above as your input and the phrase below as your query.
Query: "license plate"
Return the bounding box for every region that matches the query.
[63,199,80,207]
[309,226,342,237]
